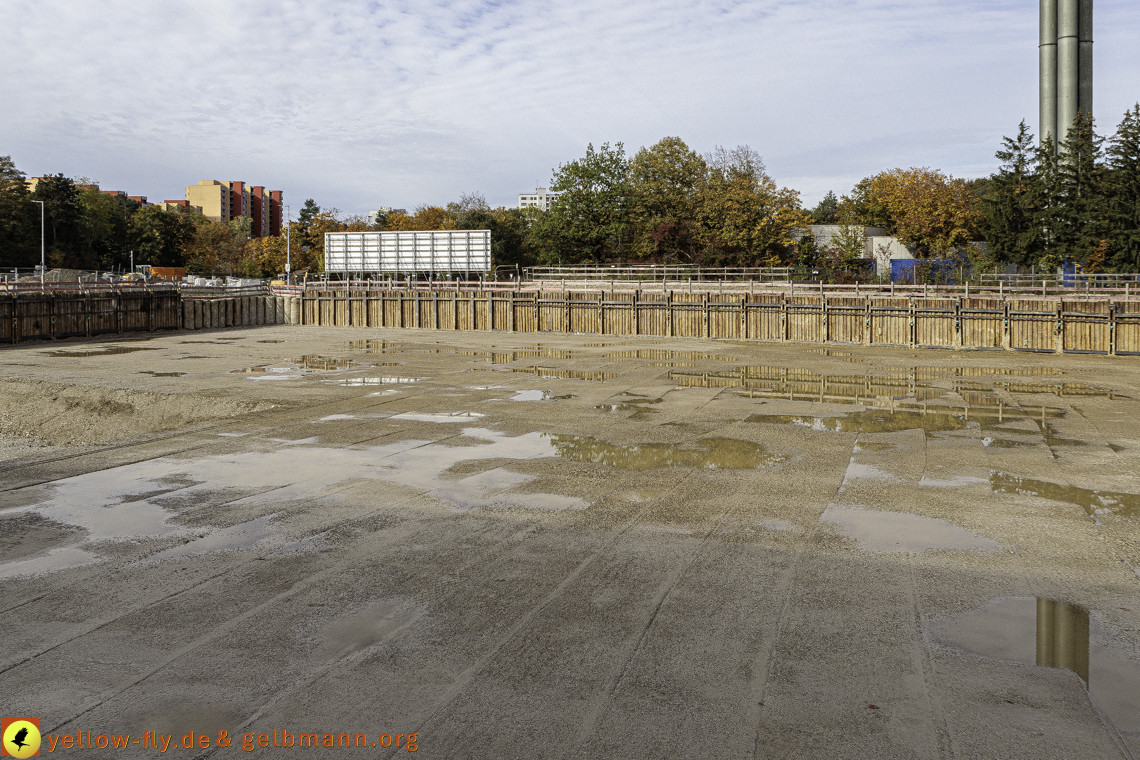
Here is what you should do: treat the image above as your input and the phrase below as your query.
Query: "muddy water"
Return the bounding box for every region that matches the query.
[512,367,616,382]
[546,435,782,470]
[287,355,356,370]
[928,597,1140,733]
[989,473,1140,517]
[46,346,157,357]
[510,390,573,402]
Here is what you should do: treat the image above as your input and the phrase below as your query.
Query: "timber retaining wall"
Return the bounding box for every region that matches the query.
[297,289,1140,356]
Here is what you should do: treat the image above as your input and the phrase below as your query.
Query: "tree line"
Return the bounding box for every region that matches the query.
[3,105,1137,277]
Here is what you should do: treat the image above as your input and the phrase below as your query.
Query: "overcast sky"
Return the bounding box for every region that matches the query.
[3,1,1138,216]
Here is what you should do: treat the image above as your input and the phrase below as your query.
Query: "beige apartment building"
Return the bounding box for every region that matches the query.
[185,180,282,236]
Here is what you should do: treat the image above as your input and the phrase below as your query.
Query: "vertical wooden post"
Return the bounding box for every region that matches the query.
[953,297,962,350]
[703,292,709,338]
[1109,302,1117,356]
[666,291,673,337]
[598,290,604,335]
[564,291,570,334]
[781,294,788,342]
[821,296,828,343]
[1055,301,1064,354]
[452,289,458,331]
[398,292,404,328]
[433,291,439,330]
[487,291,493,331]
[632,290,639,336]
[864,298,872,347]
[740,295,747,340]
[908,298,916,348]
[509,290,515,332]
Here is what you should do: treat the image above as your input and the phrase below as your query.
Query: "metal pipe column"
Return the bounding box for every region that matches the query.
[1078,0,1093,120]
[1039,0,1058,146]
[1056,0,1080,143]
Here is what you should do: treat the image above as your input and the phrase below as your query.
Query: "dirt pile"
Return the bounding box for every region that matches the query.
[0,377,274,447]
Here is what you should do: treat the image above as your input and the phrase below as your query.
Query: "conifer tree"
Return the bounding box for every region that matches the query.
[1051,113,1106,268]
[981,121,1044,266]
[1104,105,1140,271]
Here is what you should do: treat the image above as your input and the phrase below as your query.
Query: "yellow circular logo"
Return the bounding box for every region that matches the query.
[3,720,40,758]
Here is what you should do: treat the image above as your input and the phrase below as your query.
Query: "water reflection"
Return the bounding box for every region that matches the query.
[287,355,356,370]
[512,367,616,382]
[928,597,1140,732]
[605,349,737,362]
[989,472,1140,517]
[546,435,782,470]
[46,346,157,357]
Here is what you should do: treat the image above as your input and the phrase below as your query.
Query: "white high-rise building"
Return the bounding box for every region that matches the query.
[518,188,558,211]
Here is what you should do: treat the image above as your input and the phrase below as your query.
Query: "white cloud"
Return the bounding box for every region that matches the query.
[2,0,1137,211]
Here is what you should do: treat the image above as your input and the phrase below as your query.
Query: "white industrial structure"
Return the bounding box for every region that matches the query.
[324,230,492,274]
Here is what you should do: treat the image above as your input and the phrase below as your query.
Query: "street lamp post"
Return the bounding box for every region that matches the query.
[32,200,44,284]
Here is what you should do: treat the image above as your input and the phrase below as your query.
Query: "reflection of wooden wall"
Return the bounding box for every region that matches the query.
[1037,598,1090,684]
[297,290,1140,356]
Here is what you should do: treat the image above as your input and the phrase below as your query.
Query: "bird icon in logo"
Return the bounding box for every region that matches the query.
[2,717,41,758]
[9,729,28,752]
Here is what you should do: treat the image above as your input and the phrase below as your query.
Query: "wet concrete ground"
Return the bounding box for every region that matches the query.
[1,326,1139,758]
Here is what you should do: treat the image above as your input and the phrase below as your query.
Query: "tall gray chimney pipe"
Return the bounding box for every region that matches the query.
[1040,0,1058,145]
[1057,0,1080,142]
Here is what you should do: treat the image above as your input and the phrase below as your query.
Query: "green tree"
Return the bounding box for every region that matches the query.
[130,206,198,268]
[810,191,839,223]
[78,188,138,270]
[1105,105,1140,271]
[627,137,706,262]
[543,142,631,264]
[0,156,36,268]
[1049,113,1106,268]
[30,174,85,266]
[695,145,810,266]
[979,121,1045,266]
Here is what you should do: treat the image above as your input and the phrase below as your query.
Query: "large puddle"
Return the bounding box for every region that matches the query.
[546,435,782,470]
[821,506,1001,553]
[928,597,1140,733]
[604,350,738,362]
[990,473,1140,517]
[670,365,1117,410]
[0,428,593,578]
[512,367,616,382]
[45,346,157,357]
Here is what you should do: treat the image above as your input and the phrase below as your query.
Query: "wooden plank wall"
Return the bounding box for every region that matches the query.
[290,288,1140,356]
[1,291,181,344]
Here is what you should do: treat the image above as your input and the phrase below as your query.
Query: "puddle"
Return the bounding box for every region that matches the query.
[670,365,1116,407]
[45,346,157,357]
[510,390,572,402]
[288,355,356,370]
[338,377,421,386]
[990,472,1140,517]
[546,435,783,470]
[343,340,400,353]
[918,475,988,488]
[928,597,1140,733]
[595,396,664,415]
[257,339,285,343]
[317,414,356,422]
[821,506,1001,553]
[512,367,616,382]
[853,442,896,452]
[747,410,973,435]
[489,349,576,363]
[139,371,187,377]
[982,437,1038,449]
[389,412,486,423]
[0,427,588,577]
[230,366,268,374]
[604,350,737,362]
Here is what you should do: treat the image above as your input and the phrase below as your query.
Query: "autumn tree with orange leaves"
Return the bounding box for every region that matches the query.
[839,168,981,257]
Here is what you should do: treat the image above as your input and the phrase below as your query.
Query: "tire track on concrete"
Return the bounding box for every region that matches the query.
[374,473,698,760]
[0,426,479,676]
[29,429,564,733]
